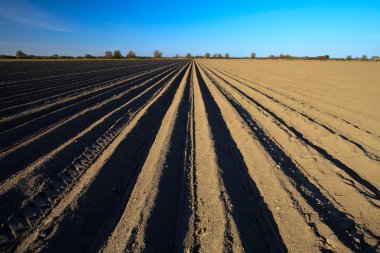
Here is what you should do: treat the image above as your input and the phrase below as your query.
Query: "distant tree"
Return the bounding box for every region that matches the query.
[346,55,352,61]
[250,52,256,59]
[225,53,229,59]
[185,53,192,59]
[126,51,136,58]
[217,53,222,59]
[104,51,112,58]
[361,54,368,61]
[113,50,122,58]
[205,52,210,59]
[278,54,292,60]
[175,53,179,58]
[268,55,275,59]
[316,55,329,60]
[154,50,162,58]
[84,54,93,59]
[16,50,27,59]
[371,56,379,61]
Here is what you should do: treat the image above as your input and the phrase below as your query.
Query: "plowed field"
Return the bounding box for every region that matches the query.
[0,59,379,252]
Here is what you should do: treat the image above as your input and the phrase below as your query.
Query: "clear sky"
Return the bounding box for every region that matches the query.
[0,0,379,57]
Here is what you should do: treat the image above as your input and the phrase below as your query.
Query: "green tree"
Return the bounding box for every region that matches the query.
[362,54,368,61]
[225,53,229,59]
[84,54,93,59]
[113,50,122,58]
[154,50,162,58]
[104,51,112,58]
[185,53,192,59]
[205,52,210,59]
[250,52,256,59]
[346,55,352,61]
[217,53,222,59]
[16,50,27,59]
[126,51,136,58]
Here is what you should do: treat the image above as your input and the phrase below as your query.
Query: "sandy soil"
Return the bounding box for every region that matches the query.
[0,59,379,252]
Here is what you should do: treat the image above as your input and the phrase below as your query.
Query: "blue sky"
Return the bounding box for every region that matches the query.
[0,0,379,57]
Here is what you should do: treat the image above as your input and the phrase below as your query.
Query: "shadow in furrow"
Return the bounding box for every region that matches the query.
[205,66,380,201]
[200,66,375,252]
[0,65,186,233]
[0,64,184,187]
[0,61,172,99]
[0,65,145,110]
[213,66,380,162]
[31,64,189,253]
[0,64,179,155]
[0,63,178,134]
[195,65,287,253]
[142,67,191,252]
[0,61,175,88]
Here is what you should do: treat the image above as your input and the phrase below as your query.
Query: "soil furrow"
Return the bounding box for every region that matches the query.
[0,63,184,209]
[177,65,198,252]
[208,65,380,162]
[1,59,378,253]
[189,63,229,252]
[0,64,150,103]
[0,64,184,185]
[202,65,380,201]
[82,63,189,253]
[0,62,189,253]
[0,61,166,88]
[0,63,180,150]
[0,62,166,107]
[196,63,286,252]
[0,63,179,119]
[141,63,191,252]
[210,65,380,141]
[198,63,375,251]
[0,64,178,138]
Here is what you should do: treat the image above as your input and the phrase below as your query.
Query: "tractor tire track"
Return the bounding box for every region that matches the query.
[0,64,152,104]
[0,63,179,120]
[0,63,180,150]
[0,62,190,253]
[0,63,185,186]
[0,64,186,221]
[1,59,378,253]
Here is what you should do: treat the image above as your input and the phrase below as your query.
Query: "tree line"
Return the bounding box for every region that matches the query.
[1,50,379,61]
[0,50,163,59]
[198,52,379,61]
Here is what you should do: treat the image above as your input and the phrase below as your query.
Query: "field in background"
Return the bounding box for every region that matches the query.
[0,60,379,252]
